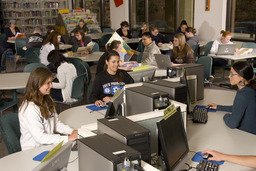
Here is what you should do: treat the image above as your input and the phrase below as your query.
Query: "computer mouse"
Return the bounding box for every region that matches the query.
[206,105,213,109]
[100,104,107,108]
[202,153,213,159]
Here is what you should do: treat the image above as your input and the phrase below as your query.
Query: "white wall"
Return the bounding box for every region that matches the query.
[110,0,129,30]
[194,0,227,41]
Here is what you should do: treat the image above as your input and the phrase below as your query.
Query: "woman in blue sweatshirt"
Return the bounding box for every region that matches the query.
[207,61,256,135]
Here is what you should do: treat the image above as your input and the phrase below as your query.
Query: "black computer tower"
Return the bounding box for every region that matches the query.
[97,116,151,163]
[143,79,187,104]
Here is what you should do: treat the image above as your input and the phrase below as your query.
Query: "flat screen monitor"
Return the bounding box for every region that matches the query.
[128,68,156,83]
[157,107,189,171]
[105,88,125,118]
[32,142,72,171]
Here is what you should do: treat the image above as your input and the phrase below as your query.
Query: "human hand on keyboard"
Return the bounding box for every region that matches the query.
[206,103,217,110]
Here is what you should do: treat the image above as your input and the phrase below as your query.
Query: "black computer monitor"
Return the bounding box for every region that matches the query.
[128,68,156,83]
[157,107,189,171]
[105,88,125,118]
[32,142,72,171]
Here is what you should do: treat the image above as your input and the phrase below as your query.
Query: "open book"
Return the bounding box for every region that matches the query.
[77,41,95,53]
[15,32,25,39]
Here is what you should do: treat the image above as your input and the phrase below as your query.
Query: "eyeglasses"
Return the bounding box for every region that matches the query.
[229,73,238,77]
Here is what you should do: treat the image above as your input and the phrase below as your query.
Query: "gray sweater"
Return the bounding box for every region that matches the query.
[141,41,161,66]
[187,35,199,47]
[217,86,256,135]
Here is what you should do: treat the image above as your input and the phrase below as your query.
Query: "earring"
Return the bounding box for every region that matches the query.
[239,80,245,86]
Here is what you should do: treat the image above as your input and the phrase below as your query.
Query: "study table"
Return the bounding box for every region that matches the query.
[208,49,256,61]
[87,32,114,40]
[0,72,30,111]
[71,51,104,62]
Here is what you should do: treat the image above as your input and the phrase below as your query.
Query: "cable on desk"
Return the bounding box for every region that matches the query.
[68,157,78,163]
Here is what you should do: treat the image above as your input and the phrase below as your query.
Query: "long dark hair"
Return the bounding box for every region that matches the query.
[104,50,123,82]
[20,67,55,119]
[47,50,69,69]
[43,30,60,50]
[232,61,256,91]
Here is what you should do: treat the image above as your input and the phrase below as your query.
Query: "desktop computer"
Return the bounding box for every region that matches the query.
[97,116,151,163]
[78,134,141,171]
[126,85,170,116]
[167,63,204,100]
[143,79,187,104]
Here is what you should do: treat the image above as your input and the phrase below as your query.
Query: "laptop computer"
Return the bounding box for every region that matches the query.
[154,54,172,69]
[216,44,236,55]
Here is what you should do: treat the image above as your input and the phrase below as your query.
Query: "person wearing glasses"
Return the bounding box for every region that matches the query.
[207,61,256,135]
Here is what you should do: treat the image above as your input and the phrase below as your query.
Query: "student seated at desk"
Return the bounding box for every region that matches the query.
[202,149,256,168]
[170,20,188,43]
[70,19,89,36]
[40,31,61,66]
[185,27,199,47]
[171,33,194,64]
[138,22,149,38]
[150,24,169,47]
[72,29,92,54]
[47,50,77,103]
[19,67,78,150]
[96,40,137,75]
[207,61,256,135]
[90,50,134,107]
[26,26,44,49]
[116,21,132,40]
[210,30,239,77]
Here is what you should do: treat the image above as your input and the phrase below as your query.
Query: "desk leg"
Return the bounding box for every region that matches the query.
[12,90,18,112]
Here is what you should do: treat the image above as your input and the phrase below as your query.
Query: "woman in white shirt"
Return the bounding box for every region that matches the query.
[210,30,238,76]
[39,31,61,66]
[19,67,78,150]
[47,50,77,103]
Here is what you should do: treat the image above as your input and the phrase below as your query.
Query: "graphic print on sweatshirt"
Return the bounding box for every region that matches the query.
[103,81,125,95]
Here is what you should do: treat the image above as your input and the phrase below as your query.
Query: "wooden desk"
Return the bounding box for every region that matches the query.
[71,52,104,62]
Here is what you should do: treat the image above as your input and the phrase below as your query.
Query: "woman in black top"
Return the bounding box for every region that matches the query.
[90,50,134,106]
[3,20,20,53]
[72,29,92,54]
[116,21,132,40]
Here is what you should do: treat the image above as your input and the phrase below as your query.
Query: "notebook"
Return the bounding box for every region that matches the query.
[154,54,172,69]
[216,44,236,55]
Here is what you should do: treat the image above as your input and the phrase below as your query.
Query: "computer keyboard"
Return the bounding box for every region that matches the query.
[196,159,219,171]
[192,107,208,123]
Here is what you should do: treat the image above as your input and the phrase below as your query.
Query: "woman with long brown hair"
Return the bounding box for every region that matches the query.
[39,30,61,66]
[90,50,134,106]
[171,33,194,64]
[19,67,78,150]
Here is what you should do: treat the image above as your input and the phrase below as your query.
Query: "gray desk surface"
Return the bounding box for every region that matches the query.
[71,51,104,62]
[87,32,114,40]
[0,72,30,90]
[208,49,256,60]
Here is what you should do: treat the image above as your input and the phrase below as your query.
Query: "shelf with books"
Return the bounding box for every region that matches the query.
[2,0,68,33]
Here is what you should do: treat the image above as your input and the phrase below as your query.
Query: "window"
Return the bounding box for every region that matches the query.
[227,0,256,42]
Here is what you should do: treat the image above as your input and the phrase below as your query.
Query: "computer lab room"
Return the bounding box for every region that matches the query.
[0,0,256,170]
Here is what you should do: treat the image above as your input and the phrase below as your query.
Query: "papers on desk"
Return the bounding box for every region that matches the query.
[77,42,95,52]
[239,48,253,54]
[160,43,173,51]
[15,32,25,39]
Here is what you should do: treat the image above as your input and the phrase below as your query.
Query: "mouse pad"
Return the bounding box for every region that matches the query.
[86,105,107,111]
[195,105,217,112]
[33,151,49,161]
[192,151,224,165]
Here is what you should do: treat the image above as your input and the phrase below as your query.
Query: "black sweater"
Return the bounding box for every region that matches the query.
[89,70,134,103]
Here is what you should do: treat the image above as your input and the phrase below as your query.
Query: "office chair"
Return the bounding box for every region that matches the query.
[14,38,27,68]
[191,44,199,61]
[196,56,213,85]
[0,112,21,154]
[86,82,94,104]
[92,42,100,52]
[103,28,114,33]
[137,52,143,63]
[100,34,112,48]
[23,63,46,72]
[0,49,12,73]
[25,48,41,63]
[204,41,213,56]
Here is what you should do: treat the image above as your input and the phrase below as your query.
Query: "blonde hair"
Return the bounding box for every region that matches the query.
[172,33,193,59]
[141,22,149,32]
[220,30,231,38]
